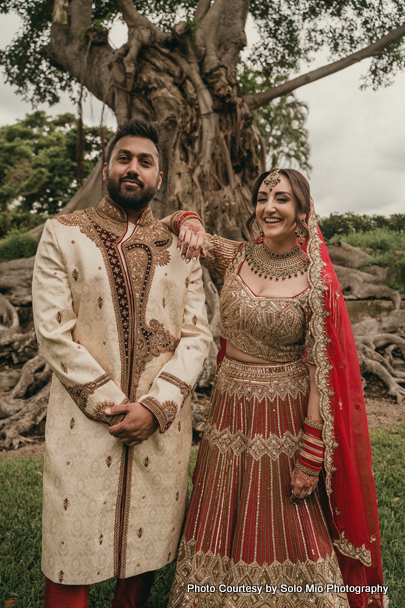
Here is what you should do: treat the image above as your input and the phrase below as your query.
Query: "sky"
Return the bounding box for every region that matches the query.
[1,11,404,217]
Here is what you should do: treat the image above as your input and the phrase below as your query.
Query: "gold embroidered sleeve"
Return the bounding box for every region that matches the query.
[202,234,244,279]
[32,220,129,424]
[138,261,211,433]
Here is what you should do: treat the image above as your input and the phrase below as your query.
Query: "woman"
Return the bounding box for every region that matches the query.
[164,169,386,608]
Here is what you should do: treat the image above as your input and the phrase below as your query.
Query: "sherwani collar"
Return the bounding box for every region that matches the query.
[96,195,154,227]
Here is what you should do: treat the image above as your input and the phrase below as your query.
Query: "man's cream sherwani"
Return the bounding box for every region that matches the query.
[32,197,211,585]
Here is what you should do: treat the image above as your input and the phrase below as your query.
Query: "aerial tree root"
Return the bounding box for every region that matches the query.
[356,334,405,403]
[0,355,52,419]
[0,382,51,450]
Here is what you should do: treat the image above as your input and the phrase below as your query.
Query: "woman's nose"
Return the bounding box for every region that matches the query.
[263,196,276,211]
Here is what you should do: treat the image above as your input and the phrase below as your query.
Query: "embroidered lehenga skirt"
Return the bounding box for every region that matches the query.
[169,357,349,608]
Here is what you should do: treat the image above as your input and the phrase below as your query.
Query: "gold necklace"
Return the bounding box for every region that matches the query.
[245,242,310,281]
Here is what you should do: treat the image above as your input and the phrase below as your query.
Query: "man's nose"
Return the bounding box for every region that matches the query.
[126,158,140,174]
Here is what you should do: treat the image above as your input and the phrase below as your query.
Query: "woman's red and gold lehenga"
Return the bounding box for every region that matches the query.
[168,202,387,608]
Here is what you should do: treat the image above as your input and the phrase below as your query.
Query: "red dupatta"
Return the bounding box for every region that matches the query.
[307,199,386,608]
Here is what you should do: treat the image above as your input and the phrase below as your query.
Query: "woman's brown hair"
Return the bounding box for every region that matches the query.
[245,169,311,241]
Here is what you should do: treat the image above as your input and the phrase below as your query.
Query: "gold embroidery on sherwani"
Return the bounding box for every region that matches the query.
[113,448,127,576]
[169,539,348,608]
[143,373,191,430]
[34,199,211,585]
[159,372,192,401]
[142,396,179,431]
[62,373,110,420]
[142,396,167,430]
[58,199,178,399]
[120,446,134,578]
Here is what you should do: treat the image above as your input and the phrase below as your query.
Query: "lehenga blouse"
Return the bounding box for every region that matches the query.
[202,234,315,364]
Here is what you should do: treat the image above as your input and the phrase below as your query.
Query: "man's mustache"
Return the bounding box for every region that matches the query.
[120,175,143,187]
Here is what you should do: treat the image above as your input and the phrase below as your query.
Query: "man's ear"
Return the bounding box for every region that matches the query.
[102,163,108,181]
[157,171,163,190]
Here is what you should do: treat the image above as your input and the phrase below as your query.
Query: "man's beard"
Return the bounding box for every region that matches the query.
[105,171,159,211]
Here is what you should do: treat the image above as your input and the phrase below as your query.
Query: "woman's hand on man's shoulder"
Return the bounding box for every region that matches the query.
[178,218,206,263]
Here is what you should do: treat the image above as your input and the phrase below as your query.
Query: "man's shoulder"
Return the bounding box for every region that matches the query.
[144,217,176,243]
[54,209,90,228]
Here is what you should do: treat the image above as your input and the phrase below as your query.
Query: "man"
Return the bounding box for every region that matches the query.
[32,118,211,608]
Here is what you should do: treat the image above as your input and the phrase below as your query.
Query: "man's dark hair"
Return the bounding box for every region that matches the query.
[106,118,161,167]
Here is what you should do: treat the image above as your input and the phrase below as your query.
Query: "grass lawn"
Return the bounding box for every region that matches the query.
[0,425,403,607]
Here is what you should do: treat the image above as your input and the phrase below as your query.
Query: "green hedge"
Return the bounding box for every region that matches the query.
[0,233,39,262]
[318,212,405,242]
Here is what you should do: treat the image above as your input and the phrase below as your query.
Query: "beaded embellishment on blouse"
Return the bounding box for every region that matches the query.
[220,250,314,363]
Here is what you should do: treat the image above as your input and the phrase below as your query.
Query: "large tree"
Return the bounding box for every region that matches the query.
[2,1,405,448]
[1,0,405,237]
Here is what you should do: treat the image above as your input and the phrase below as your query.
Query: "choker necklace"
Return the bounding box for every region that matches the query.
[245,243,310,281]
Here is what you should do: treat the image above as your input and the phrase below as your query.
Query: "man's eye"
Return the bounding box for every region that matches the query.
[118,156,129,161]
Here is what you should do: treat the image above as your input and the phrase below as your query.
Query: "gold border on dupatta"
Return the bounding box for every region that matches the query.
[307,199,373,568]
[307,198,337,498]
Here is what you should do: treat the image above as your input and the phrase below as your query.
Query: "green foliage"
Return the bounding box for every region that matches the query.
[0,455,44,607]
[369,423,405,604]
[184,15,202,34]
[1,1,405,107]
[0,233,39,262]
[248,0,405,91]
[0,210,51,239]
[0,111,112,215]
[0,0,76,105]
[329,228,405,252]
[239,65,311,173]
[0,429,403,605]
[321,220,405,292]
[318,212,405,241]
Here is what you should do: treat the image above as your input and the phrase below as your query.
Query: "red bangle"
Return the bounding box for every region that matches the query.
[297,421,325,475]
[171,211,202,235]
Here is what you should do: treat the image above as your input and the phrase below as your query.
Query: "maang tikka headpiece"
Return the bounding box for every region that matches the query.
[263,169,281,191]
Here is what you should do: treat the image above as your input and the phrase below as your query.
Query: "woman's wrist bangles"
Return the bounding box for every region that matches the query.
[296,418,324,477]
[170,211,203,235]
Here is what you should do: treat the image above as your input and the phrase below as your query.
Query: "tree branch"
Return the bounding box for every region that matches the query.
[195,0,212,22]
[245,23,405,110]
[197,0,249,73]
[68,0,92,34]
[52,0,68,25]
[172,52,218,166]
[116,0,167,44]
